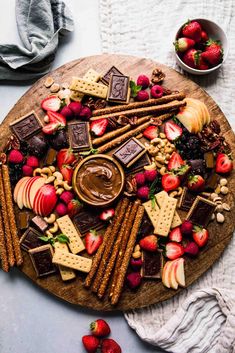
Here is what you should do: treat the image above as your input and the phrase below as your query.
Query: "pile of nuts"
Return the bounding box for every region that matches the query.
[44,76,72,105]
[210,178,231,224]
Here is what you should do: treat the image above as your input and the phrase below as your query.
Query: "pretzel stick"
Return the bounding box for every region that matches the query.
[97,121,150,154]
[2,165,23,266]
[111,205,144,305]
[109,200,140,297]
[92,92,186,116]
[92,113,173,146]
[0,209,9,272]
[91,198,130,293]
[90,100,186,121]
[97,203,132,299]
[84,200,123,288]
[0,167,15,267]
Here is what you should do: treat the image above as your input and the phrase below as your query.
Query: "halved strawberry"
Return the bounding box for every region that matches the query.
[99,209,115,221]
[143,125,158,140]
[139,235,158,252]
[42,122,60,135]
[85,230,103,255]
[47,111,66,127]
[169,227,182,242]
[215,153,233,174]
[90,118,108,136]
[164,121,182,141]
[168,152,185,171]
[165,242,184,260]
[41,96,61,112]
[60,165,74,185]
[161,173,180,192]
[57,148,76,170]
[192,226,209,247]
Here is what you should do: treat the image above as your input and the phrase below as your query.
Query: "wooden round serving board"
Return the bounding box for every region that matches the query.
[1,54,235,311]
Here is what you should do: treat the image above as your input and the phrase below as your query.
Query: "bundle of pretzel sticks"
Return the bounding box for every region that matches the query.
[84,198,144,305]
[0,163,23,272]
[90,92,186,153]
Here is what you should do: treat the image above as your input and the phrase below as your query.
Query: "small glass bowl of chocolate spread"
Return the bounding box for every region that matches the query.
[72,154,125,207]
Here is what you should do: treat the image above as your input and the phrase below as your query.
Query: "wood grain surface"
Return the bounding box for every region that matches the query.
[1,54,234,311]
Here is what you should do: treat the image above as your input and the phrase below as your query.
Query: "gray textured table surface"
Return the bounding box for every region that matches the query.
[0,1,164,352]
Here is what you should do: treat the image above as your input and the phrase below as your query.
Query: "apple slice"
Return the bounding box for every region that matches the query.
[201,101,210,125]
[175,258,185,287]
[33,188,44,216]
[16,177,31,209]
[29,177,45,209]
[176,108,195,133]
[34,184,58,217]
[169,260,179,290]
[25,176,39,209]
[185,106,201,133]
[14,177,28,203]
[162,261,173,289]
[185,98,204,132]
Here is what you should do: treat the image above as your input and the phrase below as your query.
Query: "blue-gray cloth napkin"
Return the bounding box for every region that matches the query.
[0,0,74,81]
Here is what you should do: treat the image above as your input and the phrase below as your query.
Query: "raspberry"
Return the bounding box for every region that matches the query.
[8,149,24,164]
[126,272,142,289]
[26,156,39,168]
[130,258,143,271]
[59,191,75,204]
[68,102,82,117]
[137,75,150,89]
[135,172,146,186]
[136,90,149,101]
[60,106,74,120]
[79,106,92,120]
[22,165,33,176]
[144,169,158,182]
[55,202,68,217]
[136,186,150,200]
[150,85,164,98]
[180,220,193,235]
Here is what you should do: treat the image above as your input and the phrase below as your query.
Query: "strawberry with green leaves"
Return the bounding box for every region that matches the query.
[143,125,159,140]
[82,335,100,353]
[192,226,209,247]
[187,175,205,192]
[139,235,158,252]
[161,173,180,192]
[164,121,182,141]
[90,319,111,337]
[56,148,76,169]
[165,242,184,260]
[182,20,202,42]
[67,199,82,217]
[174,37,195,52]
[182,48,199,69]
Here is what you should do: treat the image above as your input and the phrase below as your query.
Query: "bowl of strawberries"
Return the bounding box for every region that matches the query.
[174,19,228,75]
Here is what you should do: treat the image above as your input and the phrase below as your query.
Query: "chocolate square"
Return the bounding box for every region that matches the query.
[68,122,91,151]
[20,227,44,251]
[31,216,48,233]
[17,212,30,231]
[141,251,163,279]
[29,245,57,277]
[125,153,151,175]
[10,111,42,141]
[73,209,104,236]
[178,187,197,211]
[113,137,146,168]
[26,133,49,157]
[107,74,130,103]
[186,196,216,227]
[101,66,123,85]
[205,172,220,190]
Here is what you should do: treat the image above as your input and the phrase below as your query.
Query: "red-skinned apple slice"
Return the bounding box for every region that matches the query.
[169,259,179,290]
[24,176,40,209]
[14,177,29,203]
[162,261,173,288]
[175,258,185,287]
[16,177,31,209]
[29,177,45,209]
[33,188,43,215]
[33,184,57,217]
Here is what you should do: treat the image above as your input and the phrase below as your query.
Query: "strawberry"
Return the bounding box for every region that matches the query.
[136,74,150,89]
[136,186,150,200]
[90,319,111,337]
[192,226,209,247]
[165,242,184,260]
[215,153,233,174]
[168,152,185,171]
[174,37,195,52]
[169,227,182,242]
[180,220,193,235]
[184,241,199,256]
[101,339,122,353]
[201,30,209,42]
[139,235,158,252]
[56,148,76,169]
[67,199,82,217]
[144,169,158,182]
[143,125,159,140]
[164,121,182,141]
[60,164,74,185]
[126,272,142,289]
[201,47,222,66]
[135,172,146,186]
[8,149,24,164]
[85,230,103,255]
[205,40,222,52]
[99,209,115,221]
[161,174,180,192]
[182,20,202,42]
[90,119,108,136]
[42,121,60,135]
[182,48,199,69]
[82,335,100,353]
[196,54,209,70]
[187,175,205,192]
[41,95,61,112]
[47,111,66,127]
[136,90,149,101]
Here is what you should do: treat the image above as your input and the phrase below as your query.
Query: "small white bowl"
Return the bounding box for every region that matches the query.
[174,18,229,75]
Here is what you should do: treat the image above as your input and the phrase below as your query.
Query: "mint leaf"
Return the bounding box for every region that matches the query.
[130,80,142,98]
[39,236,55,246]
[80,148,98,156]
[56,234,70,244]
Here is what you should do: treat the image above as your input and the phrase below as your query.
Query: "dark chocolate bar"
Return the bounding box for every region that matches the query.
[26,133,49,157]
[186,196,216,227]
[178,187,197,211]
[137,212,154,239]
[17,212,30,230]
[205,172,220,190]
[107,74,130,103]
[73,209,104,236]
[113,137,146,168]
[101,66,123,85]
[125,153,151,175]
[68,122,91,151]
[141,251,163,279]
[10,111,42,141]
[29,245,57,277]
[31,216,48,233]
[20,227,44,251]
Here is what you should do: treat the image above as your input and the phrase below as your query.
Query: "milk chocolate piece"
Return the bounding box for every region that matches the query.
[107,74,130,103]
[43,148,57,165]
[186,196,216,227]
[68,122,91,151]
[73,209,104,236]
[17,212,30,230]
[20,227,44,251]
[10,111,42,141]
[113,137,146,168]
[31,216,48,233]
[141,251,163,279]
[101,66,123,85]
[178,187,197,211]
[125,153,151,175]
[26,133,48,157]
[29,245,57,277]
[205,172,220,190]
[204,152,215,169]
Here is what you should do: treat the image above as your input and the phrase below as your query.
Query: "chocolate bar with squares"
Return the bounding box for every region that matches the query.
[101,66,123,85]
[186,196,216,227]
[178,187,197,211]
[113,137,146,168]
[31,216,48,233]
[141,251,163,279]
[29,245,57,277]
[10,111,42,141]
[107,74,130,103]
[68,122,91,151]
[20,227,44,252]
[125,153,151,175]
[73,208,104,236]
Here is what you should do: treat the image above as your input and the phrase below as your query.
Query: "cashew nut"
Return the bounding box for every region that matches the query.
[56,187,64,195]
[44,115,49,123]
[155,156,165,164]
[164,147,173,154]
[159,166,167,175]
[53,171,63,180]
[48,222,59,234]
[63,181,72,191]
[132,251,142,259]
[159,132,166,139]
[44,213,56,224]
[144,162,157,171]
[45,176,55,184]
[41,167,52,177]
[33,168,42,176]
[54,179,64,188]
[46,230,53,238]
[169,191,178,198]
[155,161,164,168]
[151,137,165,148]
[177,187,183,196]
[148,146,159,156]
[49,165,56,173]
